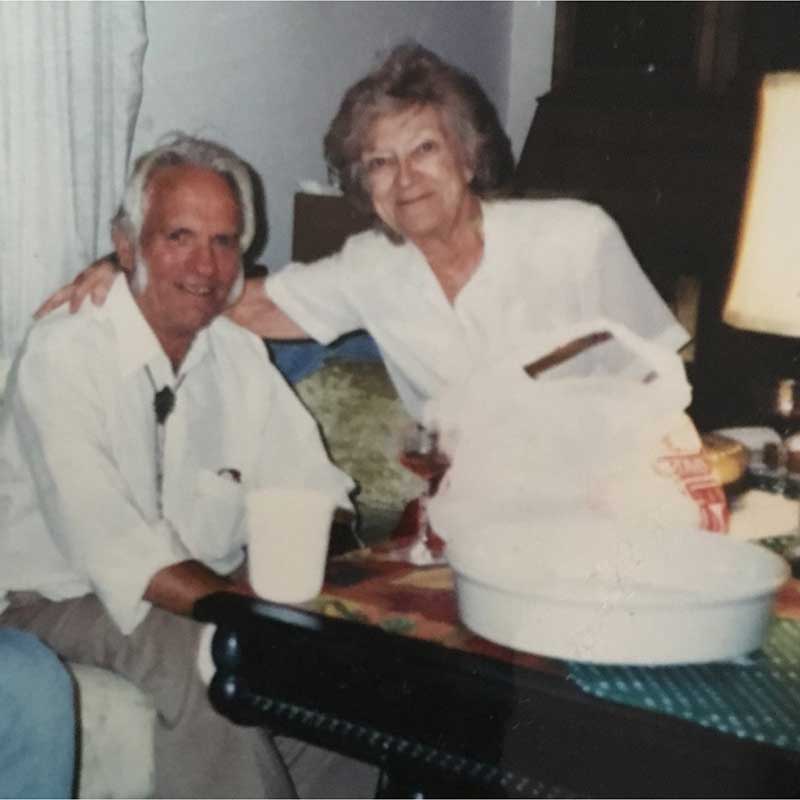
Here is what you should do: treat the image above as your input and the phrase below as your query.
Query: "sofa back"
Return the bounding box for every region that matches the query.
[291,193,371,264]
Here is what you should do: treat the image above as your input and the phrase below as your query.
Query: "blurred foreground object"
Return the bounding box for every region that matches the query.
[724,72,800,336]
[723,74,800,514]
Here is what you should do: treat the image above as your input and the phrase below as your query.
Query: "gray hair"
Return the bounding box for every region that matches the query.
[113,133,256,253]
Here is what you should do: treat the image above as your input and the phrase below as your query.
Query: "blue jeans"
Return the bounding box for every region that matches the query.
[0,629,75,799]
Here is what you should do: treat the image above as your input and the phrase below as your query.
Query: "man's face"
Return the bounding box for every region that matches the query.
[133,164,242,361]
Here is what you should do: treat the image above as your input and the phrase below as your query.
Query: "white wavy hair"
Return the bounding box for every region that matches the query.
[114,133,255,302]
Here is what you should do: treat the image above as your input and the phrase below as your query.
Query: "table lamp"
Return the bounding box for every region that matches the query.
[724,71,800,499]
[724,72,800,338]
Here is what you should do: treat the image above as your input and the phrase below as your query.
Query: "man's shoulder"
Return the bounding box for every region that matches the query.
[23,302,113,361]
[4,304,116,405]
[210,313,266,344]
[206,316,297,401]
[208,315,274,366]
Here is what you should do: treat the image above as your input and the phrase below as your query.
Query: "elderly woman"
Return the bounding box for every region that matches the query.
[42,43,687,419]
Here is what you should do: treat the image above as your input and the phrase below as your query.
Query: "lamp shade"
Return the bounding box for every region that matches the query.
[723,72,800,337]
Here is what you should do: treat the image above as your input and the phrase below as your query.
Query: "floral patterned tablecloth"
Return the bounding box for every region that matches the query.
[310,537,800,752]
[311,539,559,674]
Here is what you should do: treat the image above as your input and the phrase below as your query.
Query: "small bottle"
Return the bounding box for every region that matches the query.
[752,440,787,493]
[784,432,800,498]
[763,378,800,494]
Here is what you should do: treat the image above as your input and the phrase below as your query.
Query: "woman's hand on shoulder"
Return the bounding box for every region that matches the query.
[33,255,120,319]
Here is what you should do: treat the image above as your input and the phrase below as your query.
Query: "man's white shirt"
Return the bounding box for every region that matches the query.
[0,275,353,634]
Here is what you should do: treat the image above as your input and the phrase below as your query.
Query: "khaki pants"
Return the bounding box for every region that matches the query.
[1,593,378,799]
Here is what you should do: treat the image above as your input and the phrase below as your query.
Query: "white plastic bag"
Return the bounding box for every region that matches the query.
[425,319,728,542]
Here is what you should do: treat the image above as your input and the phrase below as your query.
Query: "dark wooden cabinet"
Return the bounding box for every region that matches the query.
[552,2,707,94]
[551,1,800,99]
[516,95,754,296]
[515,1,800,430]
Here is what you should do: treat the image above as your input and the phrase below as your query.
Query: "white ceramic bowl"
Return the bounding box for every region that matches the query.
[447,521,790,665]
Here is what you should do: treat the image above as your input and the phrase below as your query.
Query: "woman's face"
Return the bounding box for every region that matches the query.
[360,104,475,242]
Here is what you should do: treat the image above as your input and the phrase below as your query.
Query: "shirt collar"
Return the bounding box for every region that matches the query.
[102,274,211,385]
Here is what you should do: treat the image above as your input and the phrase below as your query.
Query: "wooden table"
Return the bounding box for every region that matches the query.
[195,539,800,798]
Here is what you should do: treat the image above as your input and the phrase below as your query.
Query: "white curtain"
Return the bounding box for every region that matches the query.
[0,1,147,364]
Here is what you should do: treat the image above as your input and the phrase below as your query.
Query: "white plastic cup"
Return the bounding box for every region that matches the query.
[246,487,337,603]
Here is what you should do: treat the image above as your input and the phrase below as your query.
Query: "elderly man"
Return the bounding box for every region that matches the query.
[0,135,375,798]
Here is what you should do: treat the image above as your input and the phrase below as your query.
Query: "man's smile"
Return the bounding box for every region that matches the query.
[178,282,215,298]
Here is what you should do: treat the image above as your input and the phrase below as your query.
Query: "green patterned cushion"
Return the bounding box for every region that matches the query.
[295,359,424,542]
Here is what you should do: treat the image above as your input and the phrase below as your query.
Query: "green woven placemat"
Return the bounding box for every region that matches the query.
[568,619,800,751]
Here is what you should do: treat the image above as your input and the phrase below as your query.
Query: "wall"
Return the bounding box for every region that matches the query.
[508,2,555,159]
[132,0,554,267]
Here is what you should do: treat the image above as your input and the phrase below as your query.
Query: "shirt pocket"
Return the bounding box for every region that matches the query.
[185,469,246,562]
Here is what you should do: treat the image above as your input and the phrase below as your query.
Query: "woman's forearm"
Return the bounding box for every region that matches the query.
[226,277,310,340]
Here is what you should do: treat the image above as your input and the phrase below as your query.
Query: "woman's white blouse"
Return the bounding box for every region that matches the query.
[267,199,689,420]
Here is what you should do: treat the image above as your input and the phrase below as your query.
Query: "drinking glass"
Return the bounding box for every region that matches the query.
[763,378,800,572]
[397,422,450,560]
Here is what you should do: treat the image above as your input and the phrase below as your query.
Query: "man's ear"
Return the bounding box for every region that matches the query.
[112,228,135,273]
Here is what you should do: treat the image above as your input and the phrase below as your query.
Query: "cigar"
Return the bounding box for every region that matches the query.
[524,331,613,378]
